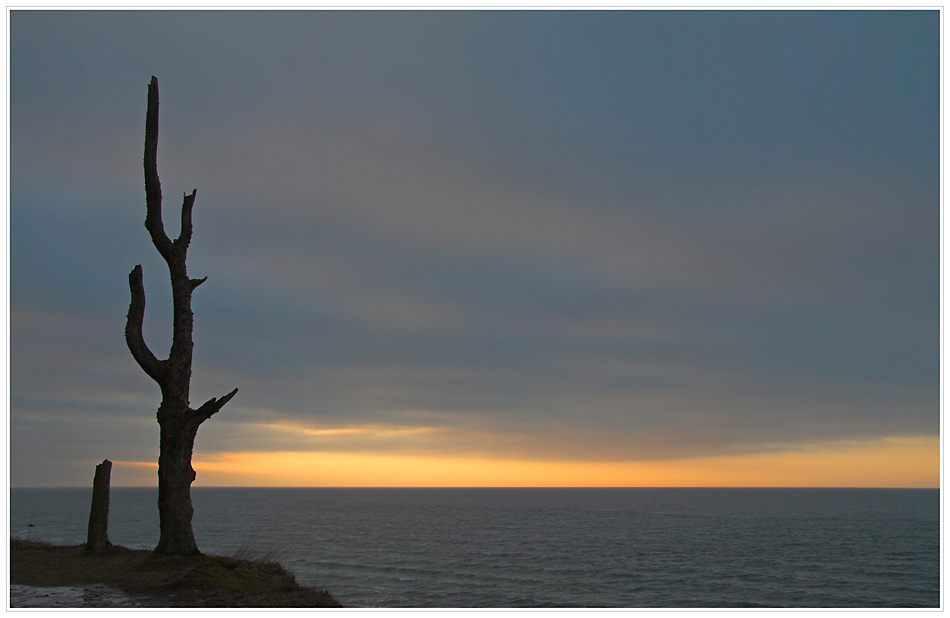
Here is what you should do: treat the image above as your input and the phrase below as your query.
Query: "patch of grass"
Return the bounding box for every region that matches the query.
[12,533,51,547]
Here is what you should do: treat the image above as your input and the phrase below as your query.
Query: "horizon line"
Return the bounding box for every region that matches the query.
[11,485,939,490]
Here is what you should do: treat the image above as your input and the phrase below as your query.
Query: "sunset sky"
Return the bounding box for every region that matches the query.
[8,9,940,488]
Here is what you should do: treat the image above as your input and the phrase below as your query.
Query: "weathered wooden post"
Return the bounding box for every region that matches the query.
[86,459,113,552]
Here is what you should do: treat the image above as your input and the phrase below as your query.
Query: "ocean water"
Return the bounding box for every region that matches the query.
[9,487,940,608]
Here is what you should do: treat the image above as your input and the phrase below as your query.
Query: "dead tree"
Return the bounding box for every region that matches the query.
[126,76,238,556]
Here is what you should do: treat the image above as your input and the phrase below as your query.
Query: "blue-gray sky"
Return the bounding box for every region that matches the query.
[9,9,940,486]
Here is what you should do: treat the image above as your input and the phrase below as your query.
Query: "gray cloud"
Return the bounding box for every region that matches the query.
[9,10,939,485]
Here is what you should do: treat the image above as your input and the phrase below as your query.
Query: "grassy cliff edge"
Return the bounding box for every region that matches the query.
[10,538,342,608]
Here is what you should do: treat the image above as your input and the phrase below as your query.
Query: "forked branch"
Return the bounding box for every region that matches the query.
[128,75,237,426]
[176,190,197,249]
[143,76,172,262]
[125,264,164,384]
[189,388,240,432]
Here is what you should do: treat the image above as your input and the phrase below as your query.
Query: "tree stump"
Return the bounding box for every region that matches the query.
[86,459,112,552]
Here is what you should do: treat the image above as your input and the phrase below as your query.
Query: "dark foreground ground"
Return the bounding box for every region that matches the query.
[9,539,342,608]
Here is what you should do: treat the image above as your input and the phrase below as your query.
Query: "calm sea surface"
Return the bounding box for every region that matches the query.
[9,487,940,608]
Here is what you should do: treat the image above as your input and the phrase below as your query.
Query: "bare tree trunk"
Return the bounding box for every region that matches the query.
[85,459,112,553]
[126,76,237,557]
[156,421,199,555]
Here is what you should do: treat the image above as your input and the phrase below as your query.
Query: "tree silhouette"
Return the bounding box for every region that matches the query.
[126,76,238,556]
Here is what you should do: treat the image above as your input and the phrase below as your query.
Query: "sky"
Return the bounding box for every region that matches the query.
[8,9,941,488]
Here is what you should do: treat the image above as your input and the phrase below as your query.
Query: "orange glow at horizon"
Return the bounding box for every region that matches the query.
[112,435,939,488]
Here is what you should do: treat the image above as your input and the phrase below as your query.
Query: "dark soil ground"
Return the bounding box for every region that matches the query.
[10,538,342,608]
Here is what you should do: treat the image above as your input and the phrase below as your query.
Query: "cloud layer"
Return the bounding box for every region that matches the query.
[9,10,939,486]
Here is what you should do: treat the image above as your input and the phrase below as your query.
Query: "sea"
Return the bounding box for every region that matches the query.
[8,487,941,608]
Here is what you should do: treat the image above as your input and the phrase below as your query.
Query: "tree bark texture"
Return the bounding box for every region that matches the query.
[85,459,112,553]
[126,76,237,556]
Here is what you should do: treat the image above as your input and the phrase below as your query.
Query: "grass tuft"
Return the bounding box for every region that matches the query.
[225,535,290,566]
